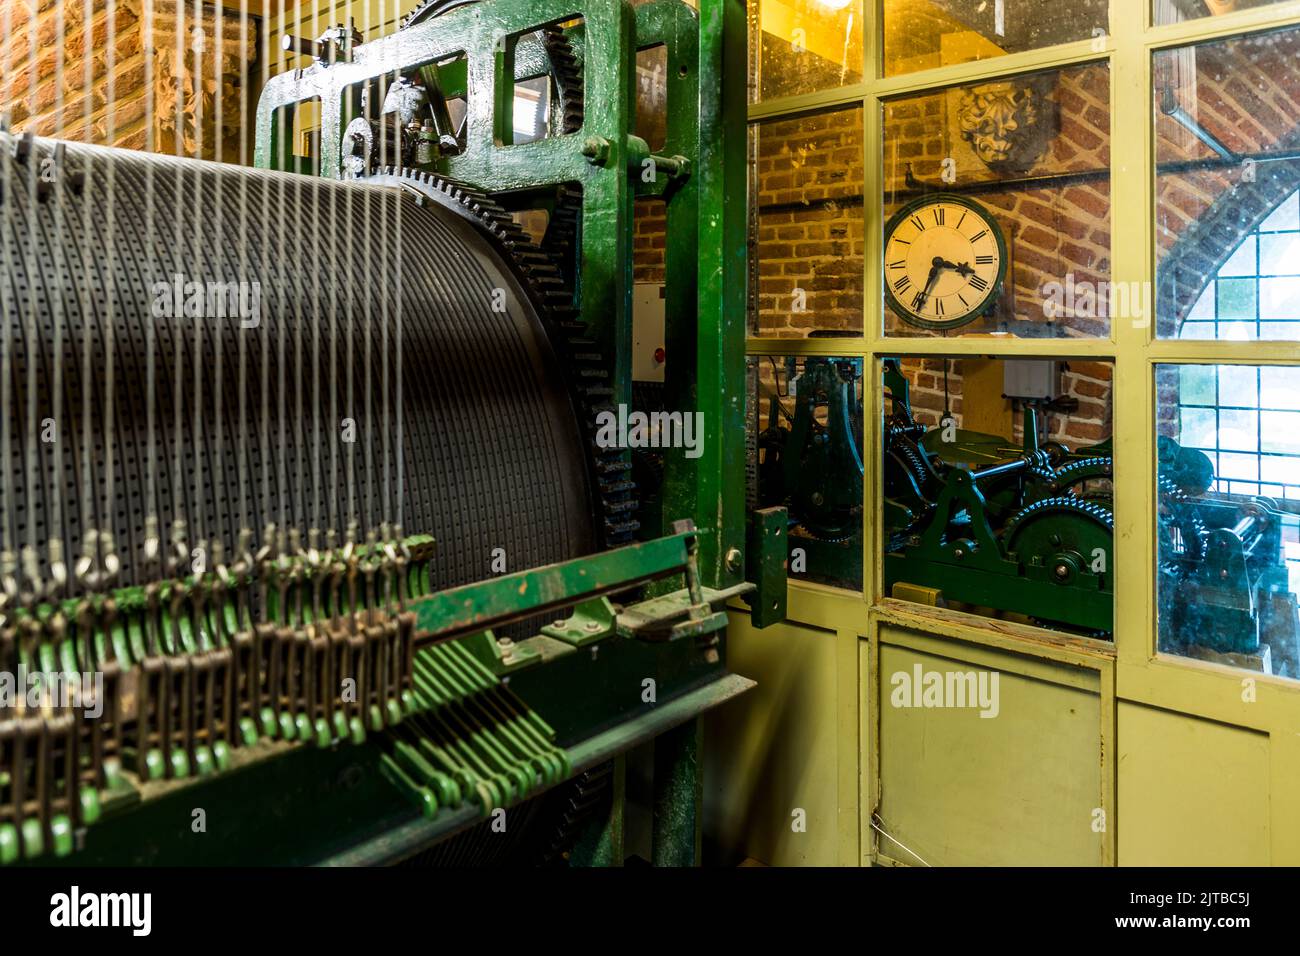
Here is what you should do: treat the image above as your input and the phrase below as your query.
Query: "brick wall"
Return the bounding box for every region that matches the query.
[751,106,865,335]
[634,197,666,284]
[896,357,1113,449]
[1,0,263,163]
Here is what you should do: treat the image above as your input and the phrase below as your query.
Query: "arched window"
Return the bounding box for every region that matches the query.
[1177,190,1300,502]
[1180,189,1300,343]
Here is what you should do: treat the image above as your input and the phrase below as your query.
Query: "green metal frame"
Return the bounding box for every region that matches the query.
[0,0,768,868]
[255,0,747,588]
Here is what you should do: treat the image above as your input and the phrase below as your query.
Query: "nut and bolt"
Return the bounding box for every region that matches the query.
[581,136,612,167]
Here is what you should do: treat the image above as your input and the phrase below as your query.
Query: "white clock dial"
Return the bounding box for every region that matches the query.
[883,197,1005,331]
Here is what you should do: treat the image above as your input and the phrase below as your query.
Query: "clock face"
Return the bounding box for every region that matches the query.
[883,195,1007,332]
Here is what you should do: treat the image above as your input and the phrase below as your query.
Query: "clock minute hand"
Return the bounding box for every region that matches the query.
[916,261,942,308]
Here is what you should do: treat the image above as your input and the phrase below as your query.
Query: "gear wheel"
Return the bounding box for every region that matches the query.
[1048,456,1113,495]
[1004,496,1113,541]
[402,0,585,139]
[1157,472,1206,563]
[1002,496,1114,636]
[363,167,638,546]
[1002,496,1114,579]
[892,434,930,489]
[401,0,474,27]
[402,0,587,307]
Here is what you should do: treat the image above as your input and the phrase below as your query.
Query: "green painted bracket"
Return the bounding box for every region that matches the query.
[745,507,788,628]
[616,583,748,643]
[410,528,703,643]
[541,597,616,647]
[462,630,544,674]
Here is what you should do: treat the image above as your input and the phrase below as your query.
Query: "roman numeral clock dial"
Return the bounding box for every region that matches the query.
[883,194,1008,332]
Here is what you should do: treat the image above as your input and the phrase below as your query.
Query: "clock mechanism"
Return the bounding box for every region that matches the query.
[883,193,1008,332]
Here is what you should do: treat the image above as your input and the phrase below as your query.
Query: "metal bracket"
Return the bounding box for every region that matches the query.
[617,583,750,643]
[745,506,788,628]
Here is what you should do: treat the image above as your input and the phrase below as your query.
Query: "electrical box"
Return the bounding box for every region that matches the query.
[634,283,666,383]
[1002,360,1058,401]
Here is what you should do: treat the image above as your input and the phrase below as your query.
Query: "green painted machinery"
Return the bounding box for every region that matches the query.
[757,355,865,589]
[1156,436,1300,676]
[0,0,782,866]
[881,358,1116,635]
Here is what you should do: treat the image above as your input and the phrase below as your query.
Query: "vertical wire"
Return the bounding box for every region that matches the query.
[293,4,308,542]
[261,1,274,542]
[393,13,403,534]
[395,166,403,534]
[363,67,374,538]
[237,0,249,534]
[79,0,99,551]
[310,0,321,537]
[380,0,390,532]
[23,4,42,556]
[0,0,18,558]
[212,0,226,552]
[328,55,340,537]
[102,0,120,548]
[144,0,159,529]
[191,0,205,550]
[173,0,187,537]
[47,0,67,564]
[346,62,357,533]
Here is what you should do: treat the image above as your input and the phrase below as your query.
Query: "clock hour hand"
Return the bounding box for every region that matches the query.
[939,258,975,277]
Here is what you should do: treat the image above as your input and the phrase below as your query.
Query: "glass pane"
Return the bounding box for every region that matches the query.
[748,0,863,103]
[750,106,865,336]
[1157,363,1300,681]
[884,0,1108,78]
[882,63,1112,339]
[1181,406,1218,448]
[1180,364,1216,405]
[1219,237,1256,276]
[1261,277,1300,315]
[1260,232,1300,276]
[1154,0,1294,26]
[1154,28,1300,340]
[1262,367,1300,409]
[1219,365,1258,407]
[750,355,864,591]
[1216,278,1257,320]
[1262,191,1300,232]
[1219,409,1259,451]
[882,356,1114,636]
[1263,411,1300,455]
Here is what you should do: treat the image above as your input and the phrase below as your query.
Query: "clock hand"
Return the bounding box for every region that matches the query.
[939,258,975,276]
[916,261,942,308]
